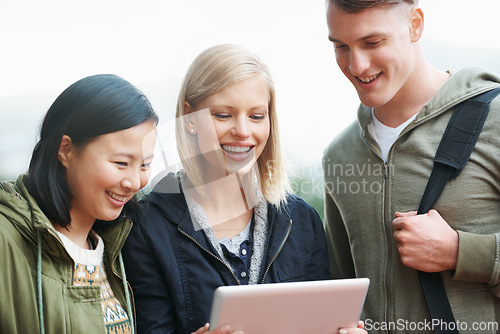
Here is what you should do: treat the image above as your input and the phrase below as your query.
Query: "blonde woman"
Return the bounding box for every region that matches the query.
[123,45,364,334]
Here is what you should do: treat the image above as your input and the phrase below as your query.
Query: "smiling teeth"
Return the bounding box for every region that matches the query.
[222,145,251,153]
[359,73,380,83]
[107,191,127,202]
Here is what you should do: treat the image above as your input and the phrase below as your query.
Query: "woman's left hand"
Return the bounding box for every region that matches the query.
[339,321,367,334]
[191,323,244,334]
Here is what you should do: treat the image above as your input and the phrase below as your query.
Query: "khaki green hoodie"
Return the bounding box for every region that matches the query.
[0,176,135,333]
[323,66,500,333]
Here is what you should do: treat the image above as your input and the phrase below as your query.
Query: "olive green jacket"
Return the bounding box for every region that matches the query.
[0,176,135,333]
[323,66,500,333]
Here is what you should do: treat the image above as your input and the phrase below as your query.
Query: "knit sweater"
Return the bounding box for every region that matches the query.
[56,230,132,334]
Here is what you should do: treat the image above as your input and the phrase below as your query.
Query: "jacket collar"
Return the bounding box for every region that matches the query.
[3,175,131,260]
[146,173,299,267]
[145,187,217,253]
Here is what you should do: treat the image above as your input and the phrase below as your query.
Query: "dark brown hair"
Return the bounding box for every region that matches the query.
[328,0,418,13]
[25,74,158,228]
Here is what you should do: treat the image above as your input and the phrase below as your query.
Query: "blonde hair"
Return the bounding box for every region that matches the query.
[175,44,291,207]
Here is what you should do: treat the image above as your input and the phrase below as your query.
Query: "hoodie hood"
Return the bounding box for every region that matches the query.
[0,175,55,248]
[416,65,500,121]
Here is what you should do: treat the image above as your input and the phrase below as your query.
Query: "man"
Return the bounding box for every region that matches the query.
[322,1,500,332]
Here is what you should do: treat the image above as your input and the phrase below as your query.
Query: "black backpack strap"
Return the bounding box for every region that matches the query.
[417,87,500,334]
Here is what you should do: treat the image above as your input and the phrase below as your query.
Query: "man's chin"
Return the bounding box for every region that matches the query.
[357,94,388,109]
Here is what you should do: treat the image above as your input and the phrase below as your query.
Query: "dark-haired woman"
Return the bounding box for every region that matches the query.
[0,74,158,333]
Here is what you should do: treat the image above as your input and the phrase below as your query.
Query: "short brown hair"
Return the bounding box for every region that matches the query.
[328,0,418,13]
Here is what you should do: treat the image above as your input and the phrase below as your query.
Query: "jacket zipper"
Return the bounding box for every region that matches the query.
[363,132,392,332]
[363,124,392,330]
[365,119,412,333]
[383,156,392,333]
[382,121,420,332]
[178,227,241,285]
[260,219,292,284]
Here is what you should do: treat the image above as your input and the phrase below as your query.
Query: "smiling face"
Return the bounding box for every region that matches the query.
[327,3,422,109]
[59,120,157,226]
[186,74,271,177]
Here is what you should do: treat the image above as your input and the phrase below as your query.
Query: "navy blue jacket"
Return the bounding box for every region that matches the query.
[123,181,330,334]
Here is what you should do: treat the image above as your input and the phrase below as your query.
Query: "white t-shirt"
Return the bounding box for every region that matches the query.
[368,109,417,162]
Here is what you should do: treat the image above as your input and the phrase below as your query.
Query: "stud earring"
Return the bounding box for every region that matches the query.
[190,128,194,133]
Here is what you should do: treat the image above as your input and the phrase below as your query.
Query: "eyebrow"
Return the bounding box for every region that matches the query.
[328,32,389,43]
[209,105,235,110]
[209,105,269,112]
[328,36,341,43]
[112,153,155,160]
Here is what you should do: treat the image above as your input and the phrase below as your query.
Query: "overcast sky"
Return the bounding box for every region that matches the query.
[1,0,500,180]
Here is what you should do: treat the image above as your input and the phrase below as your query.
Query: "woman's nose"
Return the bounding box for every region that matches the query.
[231,118,250,138]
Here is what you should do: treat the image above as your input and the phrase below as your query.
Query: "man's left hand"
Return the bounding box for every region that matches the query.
[392,210,458,272]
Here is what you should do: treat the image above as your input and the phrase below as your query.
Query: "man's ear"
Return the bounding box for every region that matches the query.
[409,7,424,42]
[184,101,198,135]
[58,135,73,168]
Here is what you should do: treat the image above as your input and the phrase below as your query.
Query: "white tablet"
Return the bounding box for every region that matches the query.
[209,278,369,334]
